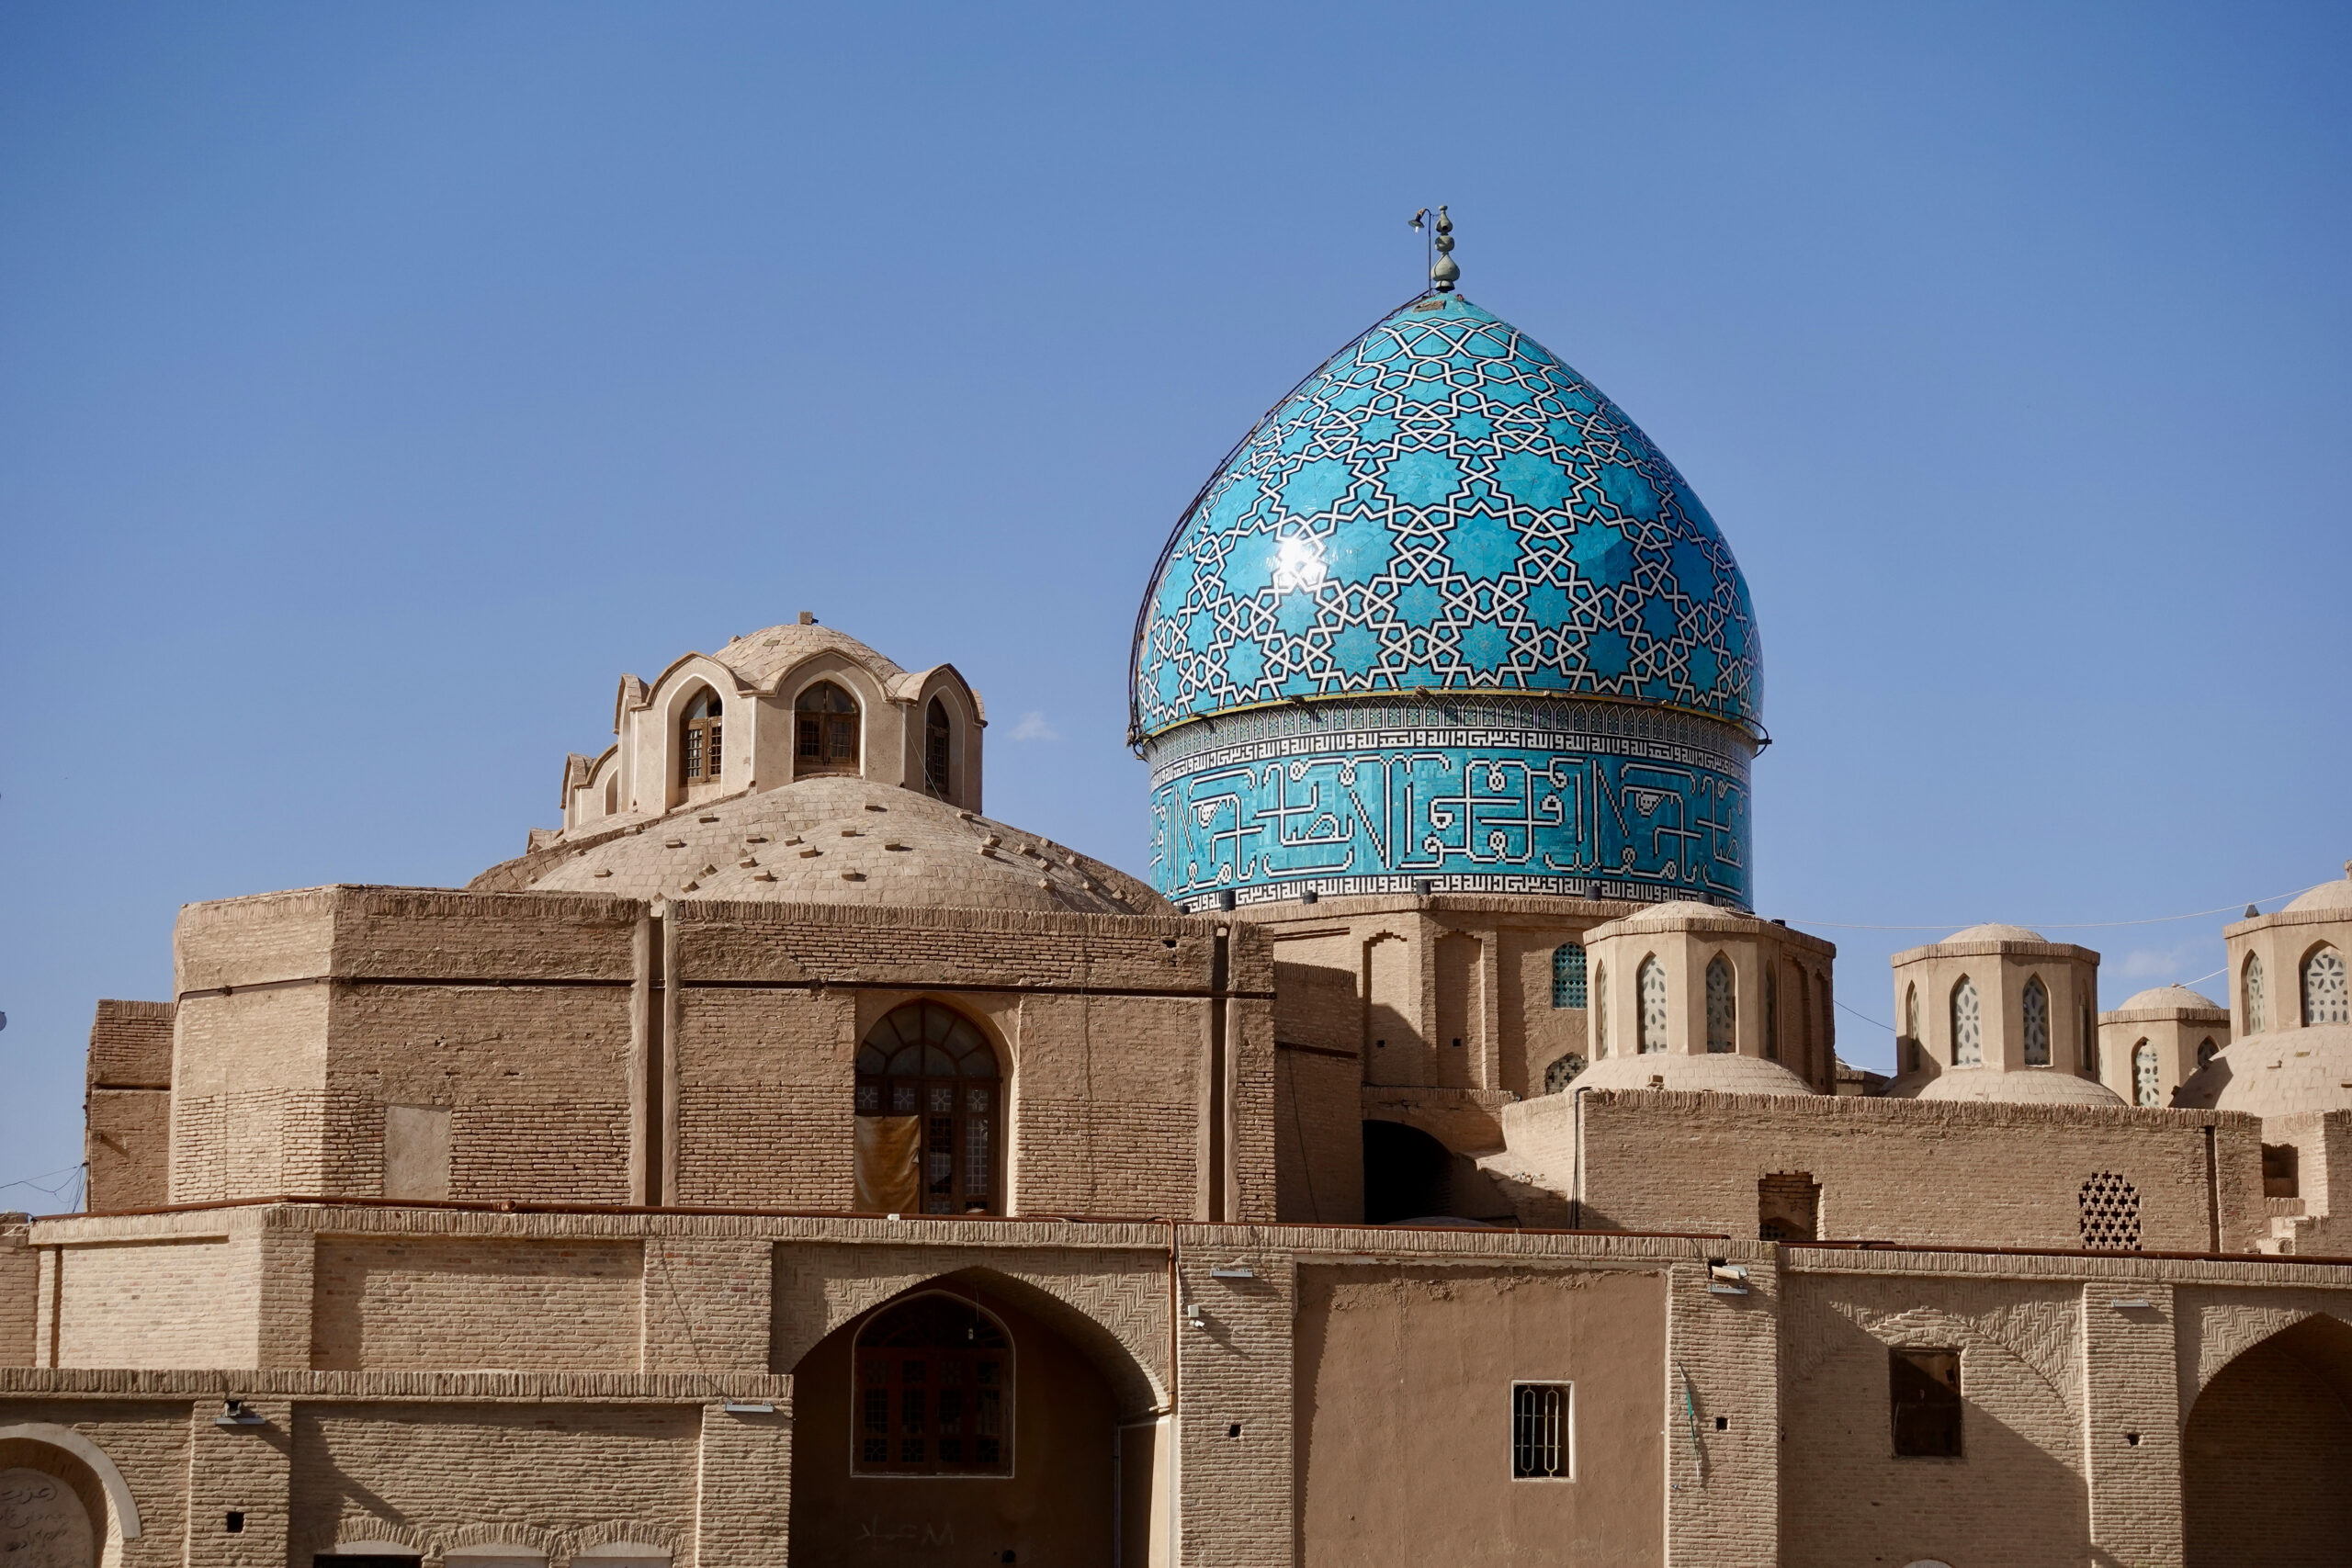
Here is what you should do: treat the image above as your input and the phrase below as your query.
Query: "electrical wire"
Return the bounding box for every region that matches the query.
[1782,881,2329,933]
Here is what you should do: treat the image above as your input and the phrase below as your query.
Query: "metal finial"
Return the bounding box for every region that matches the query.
[1429,205,1459,292]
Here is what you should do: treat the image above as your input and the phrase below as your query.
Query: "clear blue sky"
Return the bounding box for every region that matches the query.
[5,3,2348,1204]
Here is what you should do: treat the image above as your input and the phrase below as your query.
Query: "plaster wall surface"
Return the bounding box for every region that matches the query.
[1293,1263,1666,1567]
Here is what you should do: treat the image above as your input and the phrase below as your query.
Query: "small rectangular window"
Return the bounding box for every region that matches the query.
[1889,1348,1962,1457]
[1510,1382,1572,1479]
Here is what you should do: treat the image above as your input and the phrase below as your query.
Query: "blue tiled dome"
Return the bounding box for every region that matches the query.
[1134,289,1765,912]
[1131,291,1760,739]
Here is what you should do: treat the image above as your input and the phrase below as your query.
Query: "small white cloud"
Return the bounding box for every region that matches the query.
[1011,711,1059,742]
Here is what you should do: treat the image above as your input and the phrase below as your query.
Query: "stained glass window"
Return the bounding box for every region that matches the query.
[1705,954,1736,1053]
[2302,947,2348,1026]
[1951,978,1982,1066]
[2021,977,2051,1066]
[1551,943,1588,1010]
[1638,956,1668,1054]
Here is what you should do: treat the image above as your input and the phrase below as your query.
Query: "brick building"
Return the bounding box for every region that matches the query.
[6,244,2350,1566]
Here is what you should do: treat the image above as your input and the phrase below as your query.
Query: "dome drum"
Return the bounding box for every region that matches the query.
[1148,690,1750,911]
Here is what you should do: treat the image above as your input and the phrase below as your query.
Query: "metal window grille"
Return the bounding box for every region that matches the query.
[1550,943,1587,1010]
[1511,1382,1570,1479]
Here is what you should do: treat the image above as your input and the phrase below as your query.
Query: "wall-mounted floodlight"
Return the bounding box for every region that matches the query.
[214,1400,266,1427]
[1208,1264,1255,1280]
[1706,1262,1750,1296]
[721,1400,776,1416]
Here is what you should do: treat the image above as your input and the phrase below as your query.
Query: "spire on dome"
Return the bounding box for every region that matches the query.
[1430,205,1458,292]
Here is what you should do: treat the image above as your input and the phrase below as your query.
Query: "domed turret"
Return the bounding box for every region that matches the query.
[1133,287,1762,911]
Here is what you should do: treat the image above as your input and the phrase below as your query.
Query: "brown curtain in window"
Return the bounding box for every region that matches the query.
[854,1115,922,1213]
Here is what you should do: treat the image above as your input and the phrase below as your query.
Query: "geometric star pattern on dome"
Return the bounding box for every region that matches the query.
[1132,290,1761,739]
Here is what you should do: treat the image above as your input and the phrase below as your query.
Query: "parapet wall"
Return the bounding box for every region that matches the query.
[1505,1088,2268,1251]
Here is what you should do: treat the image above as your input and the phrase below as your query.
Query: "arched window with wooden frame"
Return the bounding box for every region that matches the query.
[854,1002,1001,1215]
[853,1292,1012,1477]
[923,697,954,800]
[796,681,862,778]
[680,686,723,786]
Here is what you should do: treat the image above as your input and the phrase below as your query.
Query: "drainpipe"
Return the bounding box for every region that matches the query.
[1570,1084,1595,1230]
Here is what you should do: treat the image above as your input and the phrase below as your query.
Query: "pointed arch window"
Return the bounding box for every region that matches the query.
[1551,942,1588,1010]
[2244,953,2267,1035]
[854,1002,1001,1214]
[2021,976,2052,1066]
[1705,954,1736,1053]
[2302,946,2348,1026]
[680,687,723,785]
[796,681,861,777]
[924,698,953,799]
[2081,998,2097,1072]
[1904,983,1920,1074]
[1799,969,1815,1075]
[2132,1040,2161,1107]
[1764,964,1780,1061]
[1637,956,1668,1054]
[1592,961,1609,1057]
[1951,977,1982,1066]
[853,1293,1012,1476]
[2196,1037,2218,1070]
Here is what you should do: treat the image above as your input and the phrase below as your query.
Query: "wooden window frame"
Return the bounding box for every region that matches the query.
[851,1292,1014,1478]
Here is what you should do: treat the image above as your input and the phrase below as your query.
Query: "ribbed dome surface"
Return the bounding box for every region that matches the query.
[1132,291,1759,739]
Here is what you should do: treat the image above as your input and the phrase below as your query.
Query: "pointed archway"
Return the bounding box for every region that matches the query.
[2183,1311,2352,1566]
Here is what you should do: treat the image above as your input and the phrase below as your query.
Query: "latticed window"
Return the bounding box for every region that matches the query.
[1551,942,1588,1010]
[680,687,723,784]
[2245,954,2267,1034]
[2078,1171,2142,1250]
[1542,1053,1586,1094]
[923,697,953,798]
[1592,962,1608,1057]
[2132,1041,2161,1108]
[854,1002,1000,1214]
[854,1293,1012,1476]
[1705,954,1736,1053]
[795,680,861,776]
[1951,978,1982,1066]
[1510,1383,1571,1479]
[2021,976,2051,1066]
[1638,956,1668,1054]
[2302,947,2348,1025]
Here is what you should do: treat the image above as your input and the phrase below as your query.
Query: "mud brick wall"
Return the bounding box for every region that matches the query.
[310,1238,644,1372]
[1536,1089,2267,1251]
